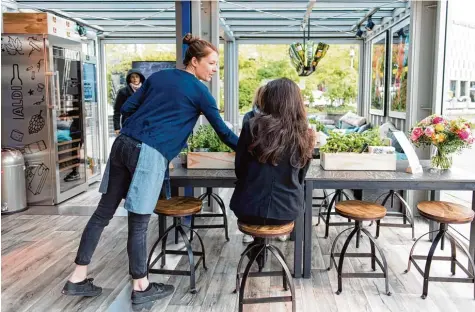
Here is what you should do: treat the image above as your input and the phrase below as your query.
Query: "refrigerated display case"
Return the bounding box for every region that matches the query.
[83,55,101,183]
[1,12,89,205]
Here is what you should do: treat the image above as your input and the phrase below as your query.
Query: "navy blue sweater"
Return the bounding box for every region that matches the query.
[120,69,238,160]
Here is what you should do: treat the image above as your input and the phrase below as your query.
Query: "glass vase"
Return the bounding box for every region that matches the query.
[431,147,452,170]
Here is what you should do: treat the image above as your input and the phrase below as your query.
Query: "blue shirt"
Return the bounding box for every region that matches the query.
[120,69,238,160]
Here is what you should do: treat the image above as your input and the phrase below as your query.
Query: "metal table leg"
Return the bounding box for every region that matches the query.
[293,183,305,278]
[303,181,313,278]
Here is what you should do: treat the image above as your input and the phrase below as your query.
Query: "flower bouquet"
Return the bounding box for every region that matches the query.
[410,115,474,169]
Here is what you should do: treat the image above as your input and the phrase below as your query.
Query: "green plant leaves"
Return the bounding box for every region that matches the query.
[188,125,232,153]
[320,128,384,153]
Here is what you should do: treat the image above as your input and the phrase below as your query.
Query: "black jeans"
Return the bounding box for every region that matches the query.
[75,135,151,279]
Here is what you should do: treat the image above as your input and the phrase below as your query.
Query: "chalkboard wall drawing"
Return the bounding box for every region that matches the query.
[21,140,47,155]
[1,15,90,205]
[25,163,49,195]
[131,61,176,79]
[10,130,24,142]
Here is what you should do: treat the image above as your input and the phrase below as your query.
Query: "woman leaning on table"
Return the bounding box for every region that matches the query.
[61,33,238,306]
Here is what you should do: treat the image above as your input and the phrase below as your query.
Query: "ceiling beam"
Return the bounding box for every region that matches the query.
[16,1,175,10]
[221,11,394,19]
[95,25,175,32]
[350,7,380,31]
[80,19,176,26]
[219,17,235,42]
[230,25,352,32]
[220,1,407,10]
[44,11,177,19]
[234,32,358,39]
[225,18,383,26]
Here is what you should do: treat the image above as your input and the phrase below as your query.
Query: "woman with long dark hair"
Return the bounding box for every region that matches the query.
[230,78,315,259]
[62,34,238,305]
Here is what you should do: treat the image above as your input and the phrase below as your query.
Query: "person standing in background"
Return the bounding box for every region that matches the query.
[113,69,145,135]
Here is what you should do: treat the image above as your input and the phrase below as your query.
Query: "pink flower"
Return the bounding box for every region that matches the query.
[432,116,445,124]
[424,126,435,137]
[458,129,470,140]
[465,122,471,129]
[411,127,423,141]
[420,117,431,126]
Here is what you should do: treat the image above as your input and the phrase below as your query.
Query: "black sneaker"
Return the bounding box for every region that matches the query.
[131,283,174,305]
[64,171,80,182]
[61,278,102,297]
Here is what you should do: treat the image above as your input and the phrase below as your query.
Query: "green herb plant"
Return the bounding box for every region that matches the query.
[308,119,326,132]
[320,128,385,153]
[188,125,233,153]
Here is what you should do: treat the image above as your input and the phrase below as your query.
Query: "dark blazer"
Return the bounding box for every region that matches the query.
[230,119,311,221]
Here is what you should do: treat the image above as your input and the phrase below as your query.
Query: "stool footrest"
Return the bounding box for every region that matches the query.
[243,296,293,305]
[331,254,385,273]
[410,256,474,278]
[378,223,412,228]
[341,272,386,279]
[238,271,288,278]
[150,257,204,276]
[191,224,225,229]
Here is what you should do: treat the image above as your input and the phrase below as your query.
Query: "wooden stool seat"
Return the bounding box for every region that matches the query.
[417,201,474,224]
[238,222,295,238]
[154,197,202,217]
[335,200,386,221]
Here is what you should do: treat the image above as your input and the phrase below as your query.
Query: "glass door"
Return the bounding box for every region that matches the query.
[83,60,101,181]
[52,46,87,193]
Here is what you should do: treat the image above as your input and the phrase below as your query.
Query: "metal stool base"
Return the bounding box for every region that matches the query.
[376,190,415,240]
[405,223,475,299]
[317,189,353,239]
[328,221,391,296]
[148,218,207,294]
[190,188,229,242]
[235,239,296,312]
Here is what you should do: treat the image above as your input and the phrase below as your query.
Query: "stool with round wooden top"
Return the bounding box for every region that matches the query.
[147,197,206,294]
[405,201,475,299]
[328,200,391,296]
[234,221,296,312]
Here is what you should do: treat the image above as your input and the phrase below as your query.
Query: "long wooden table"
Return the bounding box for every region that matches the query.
[170,160,475,278]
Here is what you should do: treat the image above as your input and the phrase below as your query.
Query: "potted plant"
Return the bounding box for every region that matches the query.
[186,125,235,169]
[409,115,474,170]
[308,119,326,143]
[319,129,396,171]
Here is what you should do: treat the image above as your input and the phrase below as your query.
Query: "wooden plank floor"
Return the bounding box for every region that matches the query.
[2,190,475,312]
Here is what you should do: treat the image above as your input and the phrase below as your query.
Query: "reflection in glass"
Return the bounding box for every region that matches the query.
[370,34,387,115]
[53,46,86,193]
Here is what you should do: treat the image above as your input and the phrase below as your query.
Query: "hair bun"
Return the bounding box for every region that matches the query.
[183,33,199,44]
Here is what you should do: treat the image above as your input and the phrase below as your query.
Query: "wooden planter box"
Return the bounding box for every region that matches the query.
[187,152,235,169]
[320,152,396,171]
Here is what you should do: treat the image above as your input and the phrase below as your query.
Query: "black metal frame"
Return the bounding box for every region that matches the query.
[147,217,207,294]
[317,189,354,238]
[234,238,296,312]
[405,223,475,299]
[328,221,391,296]
[188,187,229,242]
[375,190,415,240]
